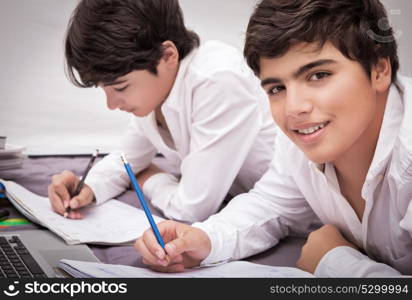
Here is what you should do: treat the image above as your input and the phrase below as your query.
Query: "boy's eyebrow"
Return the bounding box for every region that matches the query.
[293,59,337,78]
[261,59,337,87]
[261,77,282,87]
[103,79,128,87]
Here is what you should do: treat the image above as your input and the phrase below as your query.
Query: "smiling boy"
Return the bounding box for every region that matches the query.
[47,0,277,222]
[135,0,412,276]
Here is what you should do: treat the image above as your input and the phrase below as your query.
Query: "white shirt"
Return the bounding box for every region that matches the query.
[84,41,277,223]
[194,76,412,277]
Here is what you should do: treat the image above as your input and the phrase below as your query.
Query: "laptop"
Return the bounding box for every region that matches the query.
[0,230,100,278]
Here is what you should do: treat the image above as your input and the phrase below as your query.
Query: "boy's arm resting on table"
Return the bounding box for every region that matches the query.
[315,246,404,277]
[192,154,319,266]
[297,224,406,277]
[315,199,412,278]
[85,117,157,204]
[143,71,275,223]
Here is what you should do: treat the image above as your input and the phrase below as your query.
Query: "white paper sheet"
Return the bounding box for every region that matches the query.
[59,259,314,278]
[1,180,164,245]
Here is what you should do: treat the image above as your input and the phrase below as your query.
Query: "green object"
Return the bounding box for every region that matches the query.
[0,217,31,226]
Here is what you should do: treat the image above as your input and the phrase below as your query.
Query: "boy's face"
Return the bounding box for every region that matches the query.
[259,42,386,164]
[99,56,178,117]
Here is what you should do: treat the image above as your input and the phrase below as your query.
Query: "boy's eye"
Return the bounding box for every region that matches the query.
[309,72,330,81]
[114,85,129,92]
[268,85,285,96]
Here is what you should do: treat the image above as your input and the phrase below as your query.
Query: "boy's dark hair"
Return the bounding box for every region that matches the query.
[244,0,399,83]
[65,0,200,87]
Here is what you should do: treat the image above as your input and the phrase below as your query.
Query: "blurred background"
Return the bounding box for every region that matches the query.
[0,0,410,155]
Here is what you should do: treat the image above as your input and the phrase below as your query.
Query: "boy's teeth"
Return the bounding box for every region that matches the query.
[297,123,326,134]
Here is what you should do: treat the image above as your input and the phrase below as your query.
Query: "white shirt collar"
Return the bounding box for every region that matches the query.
[161,47,199,112]
[366,81,404,180]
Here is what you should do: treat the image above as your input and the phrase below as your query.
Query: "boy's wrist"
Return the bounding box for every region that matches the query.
[192,221,230,267]
[136,163,164,188]
[142,172,178,201]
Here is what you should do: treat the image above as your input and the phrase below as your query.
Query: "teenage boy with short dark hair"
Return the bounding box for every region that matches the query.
[136,0,412,277]
[47,0,277,223]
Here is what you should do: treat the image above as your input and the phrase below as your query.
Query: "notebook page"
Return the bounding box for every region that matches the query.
[1,180,164,245]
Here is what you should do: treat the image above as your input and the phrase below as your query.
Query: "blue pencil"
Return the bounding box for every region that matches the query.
[120,153,165,248]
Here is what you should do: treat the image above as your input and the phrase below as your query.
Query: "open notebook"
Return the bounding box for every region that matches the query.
[59,259,315,278]
[0,180,164,245]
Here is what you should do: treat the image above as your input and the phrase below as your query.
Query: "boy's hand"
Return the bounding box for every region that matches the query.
[136,163,163,188]
[296,224,358,274]
[48,170,95,219]
[135,220,212,273]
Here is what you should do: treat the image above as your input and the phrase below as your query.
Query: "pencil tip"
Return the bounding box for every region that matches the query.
[120,153,127,163]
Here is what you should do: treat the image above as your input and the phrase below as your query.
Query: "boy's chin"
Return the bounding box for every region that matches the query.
[130,110,150,117]
[302,149,336,165]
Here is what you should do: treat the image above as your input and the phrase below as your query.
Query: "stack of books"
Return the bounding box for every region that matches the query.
[0,137,25,170]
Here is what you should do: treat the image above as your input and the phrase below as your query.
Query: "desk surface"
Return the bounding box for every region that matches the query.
[0,156,307,268]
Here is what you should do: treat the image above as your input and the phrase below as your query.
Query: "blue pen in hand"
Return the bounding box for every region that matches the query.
[120,153,165,249]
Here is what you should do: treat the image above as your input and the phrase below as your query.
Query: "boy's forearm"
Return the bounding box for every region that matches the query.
[144,172,226,223]
[85,152,133,204]
[314,246,404,277]
[191,192,298,265]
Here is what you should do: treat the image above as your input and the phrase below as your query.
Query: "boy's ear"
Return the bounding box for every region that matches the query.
[160,40,179,66]
[371,57,392,93]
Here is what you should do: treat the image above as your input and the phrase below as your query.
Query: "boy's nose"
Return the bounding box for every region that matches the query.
[106,95,119,110]
[284,88,313,117]
[102,87,120,110]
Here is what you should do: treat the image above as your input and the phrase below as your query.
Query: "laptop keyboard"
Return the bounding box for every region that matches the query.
[0,235,47,278]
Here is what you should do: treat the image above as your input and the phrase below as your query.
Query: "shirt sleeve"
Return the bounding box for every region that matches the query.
[84,117,157,204]
[316,190,412,277]
[145,70,275,223]
[192,147,320,265]
[399,197,412,234]
[315,246,406,277]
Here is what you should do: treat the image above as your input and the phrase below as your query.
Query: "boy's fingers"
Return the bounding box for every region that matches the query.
[56,186,71,207]
[68,211,83,219]
[170,254,183,264]
[49,191,65,214]
[142,229,166,260]
[135,238,166,266]
[165,237,188,257]
[149,263,185,273]
[60,170,77,188]
[48,185,69,215]
[70,193,92,209]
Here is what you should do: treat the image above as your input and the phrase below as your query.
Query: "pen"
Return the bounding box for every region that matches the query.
[64,149,99,218]
[120,153,165,248]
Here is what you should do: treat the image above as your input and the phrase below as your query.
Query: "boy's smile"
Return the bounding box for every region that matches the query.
[290,120,330,145]
[259,42,390,165]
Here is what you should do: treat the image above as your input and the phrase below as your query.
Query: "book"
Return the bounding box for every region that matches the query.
[0,144,25,170]
[59,259,315,278]
[0,180,164,245]
[0,155,24,170]
[0,136,6,149]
